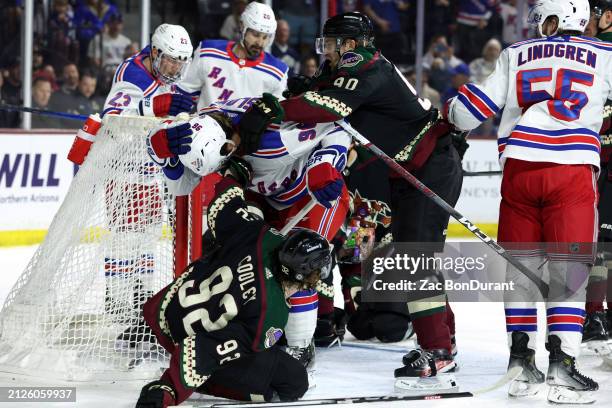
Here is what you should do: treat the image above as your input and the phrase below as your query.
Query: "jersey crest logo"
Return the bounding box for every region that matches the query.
[264,327,283,348]
[338,52,364,69]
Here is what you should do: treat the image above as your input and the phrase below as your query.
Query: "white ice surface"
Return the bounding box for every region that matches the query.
[0,245,610,407]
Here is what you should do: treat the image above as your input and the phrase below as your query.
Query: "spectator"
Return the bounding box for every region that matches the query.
[33,64,60,91]
[88,13,132,70]
[498,0,529,47]
[50,70,99,128]
[272,20,301,77]
[57,63,80,96]
[404,67,441,109]
[425,0,455,41]
[1,58,22,128]
[336,0,360,13]
[0,2,22,68]
[363,0,410,64]
[279,0,319,54]
[47,0,79,70]
[219,0,248,41]
[468,38,501,83]
[74,0,119,64]
[454,0,498,62]
[441,63,470,103]
[0,73,8,128]
[123,42,139,60]
[300,54,318,77]
[423,35,464,70]
[31,77,59,129]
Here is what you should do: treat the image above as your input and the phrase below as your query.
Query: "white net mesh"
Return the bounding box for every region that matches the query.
[0,115,177,382]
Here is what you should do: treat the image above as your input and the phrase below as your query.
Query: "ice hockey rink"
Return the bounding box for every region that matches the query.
[1,245,610,408]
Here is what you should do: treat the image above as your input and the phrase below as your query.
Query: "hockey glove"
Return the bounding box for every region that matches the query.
[450,129,470,160]
[306,162,344,209]
[283,74,313,98]
[140,93,194,117]
[135,379,177,408]
[223,156,253,187]
[238,93,284,154]
[148,122,193,160]
[67,114,102,165]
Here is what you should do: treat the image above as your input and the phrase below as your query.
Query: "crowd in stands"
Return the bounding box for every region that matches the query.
[0,0,536,132]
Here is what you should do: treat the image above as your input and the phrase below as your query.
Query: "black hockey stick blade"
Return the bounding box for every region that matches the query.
[206,392,474,407]
[338,120,549,298]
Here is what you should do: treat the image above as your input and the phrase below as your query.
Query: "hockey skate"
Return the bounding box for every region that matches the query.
[507,331,545,397]
[314,308,347,347]
[286,340,316,388]
[582,311,611,356]
[547,335,599,404]
[394,348,458,394]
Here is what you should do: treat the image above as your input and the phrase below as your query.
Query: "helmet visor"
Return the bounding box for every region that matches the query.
[155,53,190,84]
[315,37,340,55]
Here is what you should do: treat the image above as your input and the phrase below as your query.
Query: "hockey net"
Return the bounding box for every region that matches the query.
[0,115,196,382]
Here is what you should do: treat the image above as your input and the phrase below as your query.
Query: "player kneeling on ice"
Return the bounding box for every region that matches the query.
[446,0,612,403]
[147,100,351,377]
[135,165,332,407]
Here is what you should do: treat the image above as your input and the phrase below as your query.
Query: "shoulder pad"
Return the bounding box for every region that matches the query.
[117,61,156,93]
[262,52,289,74]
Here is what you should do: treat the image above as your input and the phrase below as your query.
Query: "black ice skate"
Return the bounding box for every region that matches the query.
[582,311,611,356]
[507,331,545,397]
[394,348,457,394]
[314,307,347,347]
[286,340,316,388]
[547,334,599,404]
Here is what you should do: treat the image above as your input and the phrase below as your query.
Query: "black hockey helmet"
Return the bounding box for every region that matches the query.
[316,12,374,54]
[277,228,332,285]
[591,0,612,17]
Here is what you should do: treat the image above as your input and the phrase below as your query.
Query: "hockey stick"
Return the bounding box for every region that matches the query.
[338,121,549,298]
[462,170,502,177]
[200,366,522,407]
[0,103,88,121]
[280,199,318,235]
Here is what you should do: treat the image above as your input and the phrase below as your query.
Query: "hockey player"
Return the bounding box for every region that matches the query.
[583,0,612,352]
[446,0,612,403]
[146,99,351,370]
[102,23,195,118]
[178,1,288,111]
[239,12,463,391]
[135,169,332,407]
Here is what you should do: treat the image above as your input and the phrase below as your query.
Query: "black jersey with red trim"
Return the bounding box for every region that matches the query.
[280,46,437,163]
[160,177,290,353]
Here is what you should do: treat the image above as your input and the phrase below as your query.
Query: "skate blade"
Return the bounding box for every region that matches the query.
[547,386,596,404]
[508,380,543,397]
[307,369,316,389]
[394,374,458,395]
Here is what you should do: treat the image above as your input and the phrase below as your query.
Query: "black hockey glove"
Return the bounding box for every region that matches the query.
[450,129,470,160]
[238,93,284,154]
[283,74,313,98]
[223,156,253,187]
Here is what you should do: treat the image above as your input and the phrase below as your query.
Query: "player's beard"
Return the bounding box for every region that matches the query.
[246,44,263,59]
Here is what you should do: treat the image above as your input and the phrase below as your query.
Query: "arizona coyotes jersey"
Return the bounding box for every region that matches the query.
[178,39,288,113]
[447,36,612,168]
[167,98,351,210]
[160,177,289,352]
[102,46,176,117]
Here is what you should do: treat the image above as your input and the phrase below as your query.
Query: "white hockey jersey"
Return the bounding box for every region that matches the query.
[102,46,178,117]
[447,36,612,169]
[178,40,288,112]
[167,98,350,210]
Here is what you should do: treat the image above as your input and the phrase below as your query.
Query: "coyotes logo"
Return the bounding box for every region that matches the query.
[349,190,391,229]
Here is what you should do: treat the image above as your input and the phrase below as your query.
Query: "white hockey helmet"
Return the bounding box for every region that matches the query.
[240,2,277,39]
[527,0,590,37]
[180,115,236,176]
[150,24,193,84]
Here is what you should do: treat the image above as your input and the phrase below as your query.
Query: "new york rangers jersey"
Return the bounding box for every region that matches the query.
[178,40,288,113]
[102,46,177,117]
[167,98,350,210]
[447,36,612,169]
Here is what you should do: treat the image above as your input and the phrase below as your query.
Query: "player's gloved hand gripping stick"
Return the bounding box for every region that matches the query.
[339,120,550,298]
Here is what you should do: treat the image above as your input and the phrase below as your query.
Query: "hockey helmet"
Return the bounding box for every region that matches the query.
[591,0,612,17]
[151,24,193,84]
[179,115,236,176]
[528,0,591,37]
[316,12,374,54]
[240,2,277,44]
[278,228,332,286]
